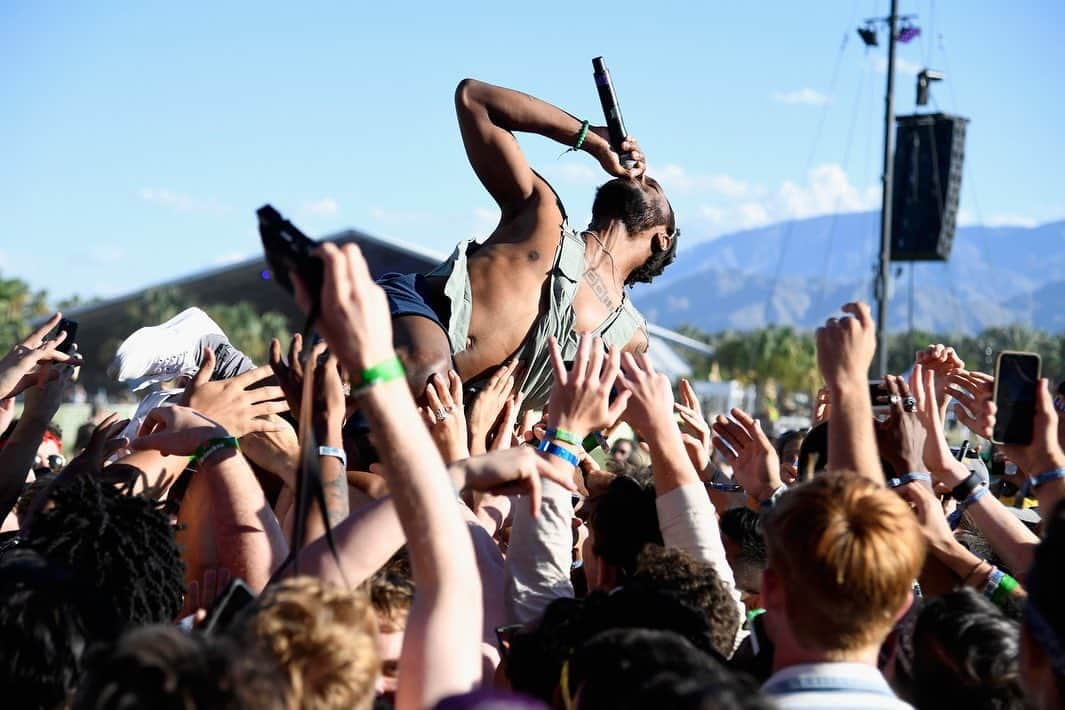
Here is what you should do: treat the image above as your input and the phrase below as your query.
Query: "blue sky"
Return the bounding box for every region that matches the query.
[2,1,1062,302]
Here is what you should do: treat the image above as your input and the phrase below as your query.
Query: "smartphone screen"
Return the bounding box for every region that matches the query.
[992,352,1041,445]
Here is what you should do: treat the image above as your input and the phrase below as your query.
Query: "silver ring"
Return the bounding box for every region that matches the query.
[903,396,918,412]
[445,404,456,413]
[435,409,449,423]
[888,394,901,406]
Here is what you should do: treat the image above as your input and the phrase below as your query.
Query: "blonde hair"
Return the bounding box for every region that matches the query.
[248,576,379,710]
[763,471,926,653]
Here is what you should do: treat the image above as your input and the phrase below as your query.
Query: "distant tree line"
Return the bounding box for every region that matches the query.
[675,323,1065,417]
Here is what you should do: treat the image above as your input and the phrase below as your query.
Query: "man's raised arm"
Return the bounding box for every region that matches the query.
[455,78,641,217]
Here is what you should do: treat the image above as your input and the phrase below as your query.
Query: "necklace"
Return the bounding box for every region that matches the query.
[584,230,619,288]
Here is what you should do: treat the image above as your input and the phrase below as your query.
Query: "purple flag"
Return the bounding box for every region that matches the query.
[897,26,921,43]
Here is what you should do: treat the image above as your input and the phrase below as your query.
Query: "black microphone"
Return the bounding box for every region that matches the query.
[592,56,636,170]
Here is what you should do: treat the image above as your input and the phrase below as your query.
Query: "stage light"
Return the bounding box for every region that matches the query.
[858,26,878,47]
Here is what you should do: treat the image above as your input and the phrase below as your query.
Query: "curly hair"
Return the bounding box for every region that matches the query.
[26,475,185,627]
[245,576,379,710]
[0,549,121,710]
[74,624,284,710]
[632,545,741,657]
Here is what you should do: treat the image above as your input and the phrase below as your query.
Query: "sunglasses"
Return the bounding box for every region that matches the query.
[34,454,66,472]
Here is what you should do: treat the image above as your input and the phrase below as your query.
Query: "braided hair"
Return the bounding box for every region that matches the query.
[26,475,185,627]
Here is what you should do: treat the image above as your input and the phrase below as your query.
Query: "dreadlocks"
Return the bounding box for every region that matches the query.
[26,475,186,627]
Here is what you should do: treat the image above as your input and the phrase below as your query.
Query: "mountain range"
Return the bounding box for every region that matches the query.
[632,211,1065,334]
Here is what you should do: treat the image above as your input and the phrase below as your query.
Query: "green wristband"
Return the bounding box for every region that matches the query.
[546,427,582,447]
[350,355,406,397]
[190,436,240,465]
[573,120,590,151]
[992,574,1019,606]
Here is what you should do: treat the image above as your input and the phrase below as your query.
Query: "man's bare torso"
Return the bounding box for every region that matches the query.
[446,181,635,383]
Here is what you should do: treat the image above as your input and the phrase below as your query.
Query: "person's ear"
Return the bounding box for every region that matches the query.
[653,232,670,253]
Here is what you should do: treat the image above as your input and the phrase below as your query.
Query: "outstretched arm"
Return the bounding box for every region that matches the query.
[818,302,882,483]
[302,242,482,709]
[455,78,643,217]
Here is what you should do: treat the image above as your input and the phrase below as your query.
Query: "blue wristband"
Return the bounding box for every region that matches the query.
[1031,467,1065,490]
[537,438,579,468]
[887,472,932,489]
[983,566,1006,599]
[948,485,989,530]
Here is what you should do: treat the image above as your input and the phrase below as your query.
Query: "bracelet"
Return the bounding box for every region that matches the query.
[537,438,579,468]
[948,485,989,530]
[887,472,932,489]
[349,355,406,397]
[983,566,1006,599]
[1031,467,1065,490]
[573,120,590,151]
[317,445,347,469]
[950,470,984,501]
[962,559,987,584]
[545,427,582,447]
[991,573,1020,605]
[190,436,240,466]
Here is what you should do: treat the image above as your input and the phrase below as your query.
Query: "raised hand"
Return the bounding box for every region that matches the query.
[64,412,131,476]
[909,364,969,486]
[305,341,345,443]
[915,344,965,409]
[131,405,230,457]
[451,447,576,518]
[0,313,82,400]
[895,479,961,557]
[711,408,782,503]
[184,349,289,438]
[489,393,524,452]
[816,302,877,387]
[268,333,306,420]
[874,374,929,480]
[293,242,394,375]
[22,364,75,426]
[945,370,996,439]
[548,334,630,439]
[589,129,647,180]
[467,359,518,455]
[675,379,711,474]
[421,370,470,462]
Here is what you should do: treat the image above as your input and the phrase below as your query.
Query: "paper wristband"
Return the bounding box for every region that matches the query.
[546,427,582,447]
[350,356,406,397]
[317,445,347,469]
[887,472,932,489]
[537,438,579,468]
[190,436,240,465]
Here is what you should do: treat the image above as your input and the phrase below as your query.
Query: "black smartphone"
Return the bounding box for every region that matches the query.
[257,204,324,308]
[55,318,78,353]
[201,578,256,635]
[992,351,1041,446]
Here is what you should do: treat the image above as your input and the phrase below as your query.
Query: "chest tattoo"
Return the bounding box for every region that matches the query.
[584,268,616,310]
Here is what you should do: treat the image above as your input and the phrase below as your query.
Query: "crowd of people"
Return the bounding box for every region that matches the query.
[2,77,1063,710]
[1,262,1063,709]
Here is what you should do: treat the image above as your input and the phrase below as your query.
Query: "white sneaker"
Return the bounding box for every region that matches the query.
[108,307,224,391]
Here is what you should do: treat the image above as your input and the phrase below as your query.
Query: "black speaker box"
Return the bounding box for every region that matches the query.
[890,113,969,261]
